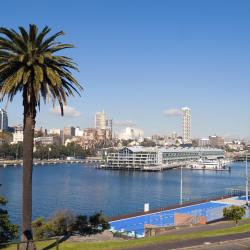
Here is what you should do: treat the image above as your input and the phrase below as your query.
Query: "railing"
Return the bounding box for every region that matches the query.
[0,237,60,250]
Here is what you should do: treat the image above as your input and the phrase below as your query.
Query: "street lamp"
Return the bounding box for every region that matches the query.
[180,165,183,205]
[246,154,248,206]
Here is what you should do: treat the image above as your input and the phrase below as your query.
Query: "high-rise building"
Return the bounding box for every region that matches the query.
[95,111,106,129]
[0,109,8,131]
[105,119,113,137]
[182,107,191,143]
[64,126,75,137]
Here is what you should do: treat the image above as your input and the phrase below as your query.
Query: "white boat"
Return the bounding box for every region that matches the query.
[186,159,229,171]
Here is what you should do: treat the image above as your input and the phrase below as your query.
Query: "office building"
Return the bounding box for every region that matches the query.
[182,107,191,143]
[209,135,225,148]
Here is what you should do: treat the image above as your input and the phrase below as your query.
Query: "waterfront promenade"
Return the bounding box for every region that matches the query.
[0,156,104,167]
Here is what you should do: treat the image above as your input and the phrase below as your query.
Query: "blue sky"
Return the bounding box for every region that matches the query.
[1,0,250,138]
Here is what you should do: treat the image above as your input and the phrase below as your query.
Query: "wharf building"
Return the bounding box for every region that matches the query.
[106,146,224,169]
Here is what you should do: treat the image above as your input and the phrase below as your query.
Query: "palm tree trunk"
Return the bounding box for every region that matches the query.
[22,91,36,243]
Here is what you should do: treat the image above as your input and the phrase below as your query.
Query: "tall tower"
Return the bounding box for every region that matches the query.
[0,109,8,131]
[95,111,106,129]
[182,107,191,144]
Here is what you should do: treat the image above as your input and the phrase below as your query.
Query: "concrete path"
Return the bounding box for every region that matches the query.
[181,237,250,250]
[128,220,250,250]
[128,232,250,250]
[151,219,250,237]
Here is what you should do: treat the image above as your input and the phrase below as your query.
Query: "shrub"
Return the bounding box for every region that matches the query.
[48,210,75,236]
[32,210,75,239]
[0,196,18,244]
[32,217,48,239]
[223,205,246,225]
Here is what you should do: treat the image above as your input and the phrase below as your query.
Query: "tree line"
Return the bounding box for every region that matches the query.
[0,142,92,160]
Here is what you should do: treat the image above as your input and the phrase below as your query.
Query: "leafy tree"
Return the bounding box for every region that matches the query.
[0,25,82,242]
[121,139,133,147]
[223,205,246,225]
[0,132,13,144]
[0,196,18,244]
[32,211,110,239]
[0,143,23,159]
[33,143,87,160]
[140,139,156,147]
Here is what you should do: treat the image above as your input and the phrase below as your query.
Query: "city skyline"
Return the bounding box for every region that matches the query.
[0,0,250,138]
[6,108,248,140]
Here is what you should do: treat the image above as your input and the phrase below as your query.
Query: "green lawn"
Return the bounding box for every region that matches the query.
[3,223,250,250]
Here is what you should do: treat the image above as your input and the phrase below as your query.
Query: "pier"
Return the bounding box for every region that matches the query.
[96,162,189,172]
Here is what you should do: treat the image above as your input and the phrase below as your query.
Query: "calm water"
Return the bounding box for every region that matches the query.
[0,162,246,226]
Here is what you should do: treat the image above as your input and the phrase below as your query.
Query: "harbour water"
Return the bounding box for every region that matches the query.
[0,162,246,226]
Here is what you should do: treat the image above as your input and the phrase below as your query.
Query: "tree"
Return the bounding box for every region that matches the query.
[0,25,82,243]
[0,196,18,244]
[223,205,246,225]
[32,211,110,240]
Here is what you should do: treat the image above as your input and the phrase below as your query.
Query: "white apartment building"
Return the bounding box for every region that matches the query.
[95,111,106,129]
[48,128,61,135]
[13,126,23,143]
[182,107,191,143]
[75,127,84,137]
[118,127,144,140]
[199,138,210,147]
[34,136,54,145]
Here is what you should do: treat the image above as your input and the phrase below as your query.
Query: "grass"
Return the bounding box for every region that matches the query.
[2,223,250,250]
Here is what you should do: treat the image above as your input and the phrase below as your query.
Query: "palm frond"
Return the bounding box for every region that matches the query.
[0,24,82,115]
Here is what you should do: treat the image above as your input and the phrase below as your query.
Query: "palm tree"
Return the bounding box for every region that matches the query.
[0,25,82,241]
